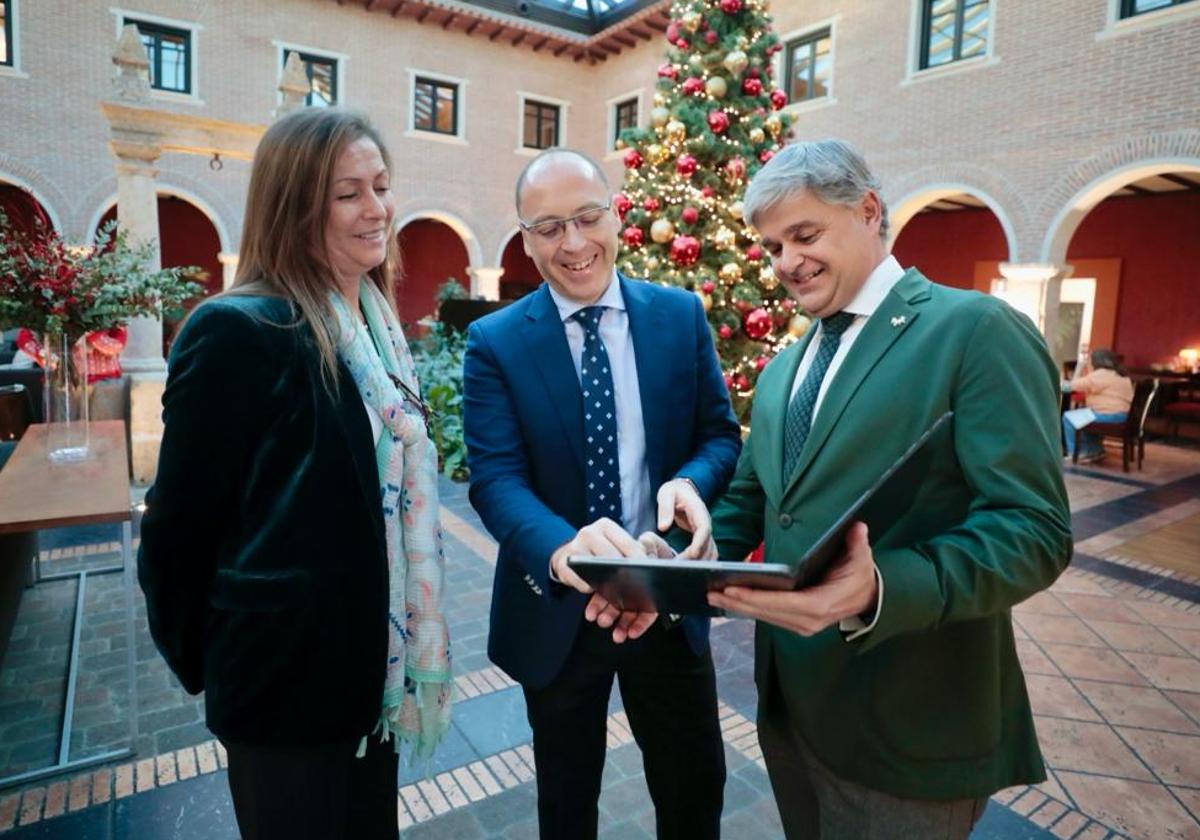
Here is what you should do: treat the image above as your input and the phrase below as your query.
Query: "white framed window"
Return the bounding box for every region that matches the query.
[406,68,468,145]
[0,0,22,76]
[111,9,202,102]
[776,17,839,114]
[1098,0,1200,39]
[517,91,570,156]
[903,0,999,85]
[605,88,643,158]
[274,41,347,108]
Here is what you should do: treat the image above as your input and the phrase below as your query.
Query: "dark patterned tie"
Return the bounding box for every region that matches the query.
[783,311,857,479]
[573,306,622,524]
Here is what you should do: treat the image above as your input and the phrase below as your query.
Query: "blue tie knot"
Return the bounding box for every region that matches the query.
[820,311,855,338]
[573,306,606,334]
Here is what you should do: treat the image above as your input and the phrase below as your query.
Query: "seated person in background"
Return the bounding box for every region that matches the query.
[1063,347,1133,462]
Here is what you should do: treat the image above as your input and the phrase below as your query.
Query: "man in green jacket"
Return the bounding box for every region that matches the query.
[705,139,1073,838]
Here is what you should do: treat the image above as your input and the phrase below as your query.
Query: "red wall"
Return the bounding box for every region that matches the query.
[500,235,541,300]
[0,185,52,235]
[1067,191,1200,368]
[95,197,222,296]
[892,208,1009,289]
[396,219,470,323]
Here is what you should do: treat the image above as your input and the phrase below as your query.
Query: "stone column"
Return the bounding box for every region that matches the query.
[467,266,504,301]
[275,52,311,120]
[218,252,239,290]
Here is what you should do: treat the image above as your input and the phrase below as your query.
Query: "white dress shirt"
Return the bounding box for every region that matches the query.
[547,272,656,539]
[786,254,906,639]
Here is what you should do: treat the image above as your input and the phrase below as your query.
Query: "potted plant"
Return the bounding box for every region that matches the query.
[0,211,200,461]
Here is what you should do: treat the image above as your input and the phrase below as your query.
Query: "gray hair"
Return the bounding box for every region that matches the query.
[515,147,609,216]
[743,139,889,239]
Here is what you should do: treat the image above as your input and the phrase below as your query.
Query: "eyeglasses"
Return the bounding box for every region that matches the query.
[386,371,434,436]
[518,203,612,243]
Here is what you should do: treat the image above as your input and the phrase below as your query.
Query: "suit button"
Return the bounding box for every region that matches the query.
[778,513,793,528]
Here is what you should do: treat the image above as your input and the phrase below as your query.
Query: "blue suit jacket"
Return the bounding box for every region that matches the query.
[463,275,741,689]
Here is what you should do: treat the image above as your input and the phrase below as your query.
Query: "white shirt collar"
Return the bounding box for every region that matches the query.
[547,269,626,323]
[841,255,905,318]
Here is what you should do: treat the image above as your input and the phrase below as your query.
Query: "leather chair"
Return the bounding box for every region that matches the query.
[1074,378,1158,472]
[0,384,34,442]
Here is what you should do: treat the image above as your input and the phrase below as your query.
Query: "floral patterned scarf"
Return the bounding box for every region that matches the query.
[330,279,452,762]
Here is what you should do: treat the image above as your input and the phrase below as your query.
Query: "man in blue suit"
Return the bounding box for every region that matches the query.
[463,148,740,840]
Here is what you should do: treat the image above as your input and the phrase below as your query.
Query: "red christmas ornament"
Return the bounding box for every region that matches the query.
[734,373,750,390]
[718,325,734,340]
[700,280,716,294]
[742,78,763,96]
[770,90,787,110]
[759,149,775,163]
[724,157,747,182]
[666,22,681,42]
[675,154,699,177]
[746,244,763,261]
[676,38,690,49]
[704,30,718,45]
[622,226,644,248]
[734,298,753,313]
[719,0,742,14]
[657,62,678,80]
[623,149,644,169]
[670,235,701,266]
[643,196,660,212]
[681,206,699,225]
[681,77,705,96]
[613,193,633,220]
[701,186,716,198]
[723,371,734,389]
[747,67,760,78]
[755,356,769,372]
[781,299,796,312]
[744,308,772,340]
[707,110,730,134]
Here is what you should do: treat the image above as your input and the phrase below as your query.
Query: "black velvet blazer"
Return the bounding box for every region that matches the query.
[138,294,389,747]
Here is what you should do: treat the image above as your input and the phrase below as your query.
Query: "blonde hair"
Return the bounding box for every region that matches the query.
[229,108,399,386]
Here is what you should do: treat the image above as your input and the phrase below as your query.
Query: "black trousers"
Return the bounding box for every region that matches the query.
[223,733,399,840]
[522,620,726,840]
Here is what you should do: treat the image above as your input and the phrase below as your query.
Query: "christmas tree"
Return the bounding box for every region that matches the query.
[615,0,805,424]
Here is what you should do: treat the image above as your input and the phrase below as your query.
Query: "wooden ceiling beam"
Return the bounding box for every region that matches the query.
[489,24,505,41]
[442,12,457,29]
[512,31,527,47]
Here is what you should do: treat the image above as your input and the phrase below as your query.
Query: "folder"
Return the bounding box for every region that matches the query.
[567,411,954,616]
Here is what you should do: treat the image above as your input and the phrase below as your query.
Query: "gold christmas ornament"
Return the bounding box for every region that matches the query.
[650,218,675,243]
[788,313,812,338]
[764,114,782,138]
[615,138,626,150]
[758,267,780,291]
[646,143,669,165]
[681,10,703,32]
[713,227,736,249]
[749,127,765,144]
[737,35,750,49]
[645,256,660,271]
[723,50,749,76]
[728,201,745,220]
[697,290,713,311]
[705,76,728,99]
[719,262,743,283]
[665,120,687,143]
[653,92,667,107]
[651,106,671,128]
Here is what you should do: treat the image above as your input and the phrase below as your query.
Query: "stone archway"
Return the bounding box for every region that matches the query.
[395,216,473,323]
[0,166,67,235]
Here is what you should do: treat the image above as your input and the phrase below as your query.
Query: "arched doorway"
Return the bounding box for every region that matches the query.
[396,218,471,324]
[498,230,541,300]
[1061,170,1200,370]
[94,194,224,354]
[0,183,56,236]
[890,190,1013,291]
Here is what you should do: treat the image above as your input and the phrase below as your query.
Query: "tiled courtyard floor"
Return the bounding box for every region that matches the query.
[1,441,1199,838]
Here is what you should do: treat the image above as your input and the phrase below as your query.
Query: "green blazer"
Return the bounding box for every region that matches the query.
[711,268,1072,800]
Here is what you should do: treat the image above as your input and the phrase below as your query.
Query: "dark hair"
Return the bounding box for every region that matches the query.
[1091,348,1126,377]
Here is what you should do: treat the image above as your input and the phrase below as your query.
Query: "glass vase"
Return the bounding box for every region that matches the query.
[43,330,90,462]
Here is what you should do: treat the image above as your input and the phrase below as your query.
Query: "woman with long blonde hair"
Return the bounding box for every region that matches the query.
[138,108,452,839]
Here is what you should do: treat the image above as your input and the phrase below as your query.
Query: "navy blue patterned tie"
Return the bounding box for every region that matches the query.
[783,312,857,478]
[573,306,622,525]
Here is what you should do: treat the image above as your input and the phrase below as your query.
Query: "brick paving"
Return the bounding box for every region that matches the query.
[1,442,1200,837]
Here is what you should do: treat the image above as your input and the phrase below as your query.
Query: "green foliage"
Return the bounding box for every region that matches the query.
[435,277,470,305]
[0,212,202,342]
[410,322,469,480]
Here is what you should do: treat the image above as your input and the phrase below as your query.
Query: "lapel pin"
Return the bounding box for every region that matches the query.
[891,315,907,327]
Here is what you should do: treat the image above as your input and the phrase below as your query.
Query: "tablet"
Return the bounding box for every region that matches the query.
[567,410,954,616]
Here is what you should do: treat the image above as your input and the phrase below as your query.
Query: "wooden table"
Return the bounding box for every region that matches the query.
[0,421,139,788]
